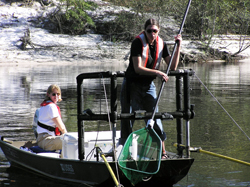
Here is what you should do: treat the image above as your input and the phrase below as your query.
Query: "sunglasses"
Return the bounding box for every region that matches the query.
[146,29,158,34]
[52,93,60,96]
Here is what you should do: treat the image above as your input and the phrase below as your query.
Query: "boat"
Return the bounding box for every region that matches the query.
[0,69,195,187]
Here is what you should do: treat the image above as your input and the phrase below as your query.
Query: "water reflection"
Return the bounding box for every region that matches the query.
[0,59,250,186]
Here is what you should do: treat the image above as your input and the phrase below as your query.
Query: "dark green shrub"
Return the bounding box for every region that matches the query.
[95,11,144,41]
[45,0,97,34]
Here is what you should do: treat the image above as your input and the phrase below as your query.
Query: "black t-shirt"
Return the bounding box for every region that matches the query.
[125,37,170,83]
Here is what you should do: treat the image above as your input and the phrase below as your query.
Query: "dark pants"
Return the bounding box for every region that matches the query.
[120,78,166,145]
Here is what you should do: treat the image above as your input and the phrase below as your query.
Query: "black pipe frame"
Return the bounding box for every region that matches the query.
[76,70,195,160]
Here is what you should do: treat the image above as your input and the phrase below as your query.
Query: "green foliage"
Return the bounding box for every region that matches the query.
[185,0,250,38]
[49,0,97,34]
[106,0,250,39]
[46,0,250,45]
[95,11,144,41]
[63,0,97,34]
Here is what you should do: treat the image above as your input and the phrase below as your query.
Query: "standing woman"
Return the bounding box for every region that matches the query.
[37,84,67,151]
[120,18,182,158]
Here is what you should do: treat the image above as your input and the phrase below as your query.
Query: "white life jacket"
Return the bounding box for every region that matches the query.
[136,32,164,69]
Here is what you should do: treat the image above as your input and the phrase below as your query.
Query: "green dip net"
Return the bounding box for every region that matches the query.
[118,127,162,185]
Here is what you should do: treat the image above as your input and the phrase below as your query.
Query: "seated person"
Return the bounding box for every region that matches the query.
[36,84,67,151]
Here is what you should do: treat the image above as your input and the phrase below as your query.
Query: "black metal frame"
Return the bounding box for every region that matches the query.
[76,69,195,161]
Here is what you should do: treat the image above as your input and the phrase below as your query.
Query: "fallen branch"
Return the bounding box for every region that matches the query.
[20,28,35,50]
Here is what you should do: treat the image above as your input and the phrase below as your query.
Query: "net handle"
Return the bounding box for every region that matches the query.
[149,0,192,125]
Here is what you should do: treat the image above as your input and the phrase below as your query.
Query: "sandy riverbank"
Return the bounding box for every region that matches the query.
[1,0,250,65]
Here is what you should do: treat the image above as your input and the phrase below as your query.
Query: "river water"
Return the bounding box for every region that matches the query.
[0,59,249,187]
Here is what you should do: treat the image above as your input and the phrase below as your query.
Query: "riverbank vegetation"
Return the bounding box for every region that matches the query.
[43,0,250,60]
[104,0,250,58]
[8,0,250,61]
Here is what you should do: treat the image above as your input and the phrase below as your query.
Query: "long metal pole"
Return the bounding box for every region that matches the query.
[184,71,191,158]
[176,76,183,156]
[186,121,190,157]
[149,0,192,125]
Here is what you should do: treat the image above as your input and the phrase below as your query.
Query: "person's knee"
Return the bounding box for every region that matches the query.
[39,136,62,150]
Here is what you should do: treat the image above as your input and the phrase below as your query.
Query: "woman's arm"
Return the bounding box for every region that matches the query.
[164,34,182,71]
[132,56,169,82]
[52,117,67,134]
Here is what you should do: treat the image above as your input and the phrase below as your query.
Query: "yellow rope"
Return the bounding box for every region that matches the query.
[98,149,120,187]
[198,149,250,166]
[173,143,250,167]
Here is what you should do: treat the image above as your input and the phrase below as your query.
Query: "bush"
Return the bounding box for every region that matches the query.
[45,0,97,34]
[95,11,144,41]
